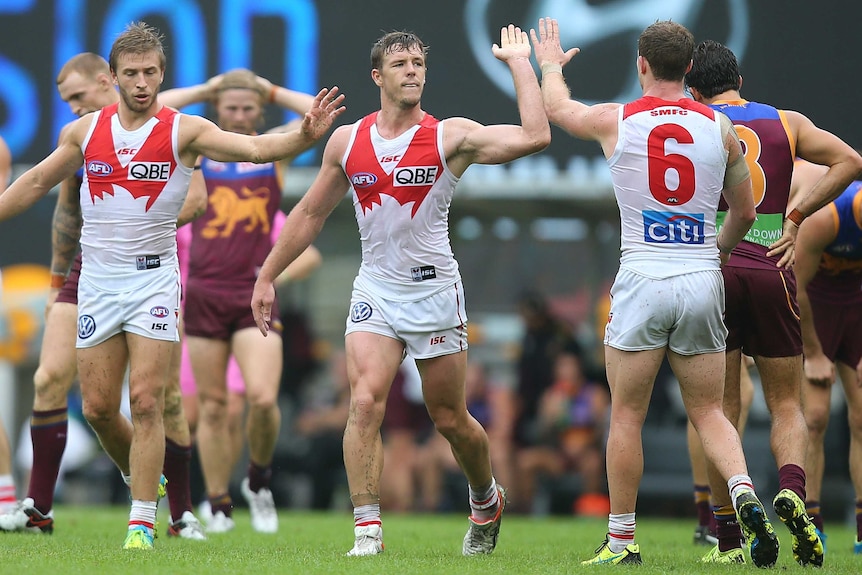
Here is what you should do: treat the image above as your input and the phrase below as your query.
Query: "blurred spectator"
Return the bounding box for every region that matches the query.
[513,290,581,448]
[514,345,610,515]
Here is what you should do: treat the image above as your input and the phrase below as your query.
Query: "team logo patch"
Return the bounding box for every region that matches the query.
[352,172,378,188]
[87,161,113,177]
[150,306,170,318]
[78,315,96,339]
[350,301,373,323]
[642,210,705,245]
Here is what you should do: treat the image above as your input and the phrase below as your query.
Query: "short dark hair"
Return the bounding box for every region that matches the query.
[685,40,741,98]
[370,31,428,70]
[637,20,694,82]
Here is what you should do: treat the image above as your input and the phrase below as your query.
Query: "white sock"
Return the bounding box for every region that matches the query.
[607,512,636,553]
[129,500,158,534]
[469,478,500,522]
[728,474,755,511]
[353,504,381,529]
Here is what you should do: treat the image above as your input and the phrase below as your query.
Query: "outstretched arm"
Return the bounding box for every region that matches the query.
[183,86,345,166]
[445,24,550,175]
[251,127,352,335]
[530,17,619,153]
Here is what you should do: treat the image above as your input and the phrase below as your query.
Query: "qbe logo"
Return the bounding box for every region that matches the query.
[642,210,705,244]
[128,162,171,181]
[393,166,437,186]
[78,315,96,339]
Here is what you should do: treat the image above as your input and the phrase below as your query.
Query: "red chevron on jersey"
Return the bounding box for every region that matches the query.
[346,112,443,218]
[84,103,179,211]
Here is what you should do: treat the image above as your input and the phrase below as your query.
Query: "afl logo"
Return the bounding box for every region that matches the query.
[150,306,170,318]
[350,301,373,323]
[352,173,378,188]
[87,161,113,176]
[78,315,96,339]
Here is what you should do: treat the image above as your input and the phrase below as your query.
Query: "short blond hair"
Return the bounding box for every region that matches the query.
[218,68,265,102]
[56,52,110,85]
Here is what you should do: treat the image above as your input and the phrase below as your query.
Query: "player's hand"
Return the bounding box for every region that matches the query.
[766,220,799,269]
[251,279,276,336]
[492,24,531,63]
[804,353,835,388]
[530,17,580,71]
[301,87,346,142]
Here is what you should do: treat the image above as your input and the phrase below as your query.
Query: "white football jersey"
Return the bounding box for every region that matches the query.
[608,96,727,278]
[342,112,461,301]
[79,104,192,292]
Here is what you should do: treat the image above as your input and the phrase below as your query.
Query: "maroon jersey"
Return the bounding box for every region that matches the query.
[711,99,795,270]
[188,158,282,289]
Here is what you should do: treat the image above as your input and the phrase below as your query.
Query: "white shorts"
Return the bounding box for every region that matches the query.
[77,267,181,348]
[603,267,727,355]
[345,280,468,359]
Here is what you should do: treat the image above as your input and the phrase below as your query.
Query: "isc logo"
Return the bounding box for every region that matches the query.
[352,172,377,188]
[128,162,171,181]
[394,166,437,186]
[87,161,113,176]
[642,210,705,244]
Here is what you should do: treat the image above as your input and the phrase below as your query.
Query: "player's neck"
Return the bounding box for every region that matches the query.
[703,90,743,105]
[117,100,162,131]
[375,104,425,139]
[641,78,686,101]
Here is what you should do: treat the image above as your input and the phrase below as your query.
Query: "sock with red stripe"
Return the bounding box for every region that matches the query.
[468,478,499,523]
[728,474,755,508]
[129,500,157,536]
[0,474,16,509]
[353,503,381,529]
[607,512,636,552]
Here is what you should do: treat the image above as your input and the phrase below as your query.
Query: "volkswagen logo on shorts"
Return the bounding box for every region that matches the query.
[78,315,96,339]
[464,0,749,105]
[150,306,170,318]
[350,301,373,323]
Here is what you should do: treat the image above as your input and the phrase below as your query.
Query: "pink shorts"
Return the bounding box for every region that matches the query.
[179,341,246,396]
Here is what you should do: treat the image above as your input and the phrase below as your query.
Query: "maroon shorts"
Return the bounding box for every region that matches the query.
[382,371,432,434]
[810,292,862,368]
[723,266,802,358]
[55,253,82,305]
[183,281,281,340]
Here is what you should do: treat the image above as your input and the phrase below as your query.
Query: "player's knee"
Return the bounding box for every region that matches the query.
[429,406,462,439]
[349,393,385,427]
[847,409,862,434]
[245,389,277,412]
[33,365,72,406]
[82,398,114,427]
[128,388,162,420]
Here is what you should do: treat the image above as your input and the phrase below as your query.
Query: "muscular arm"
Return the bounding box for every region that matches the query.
[51,176,82,278]
[717,121,756,262]
[788,110,862,218]
[181,87,344,167]
[794,207,836,386]
[259,76,317,134]
[251,126,352,334]
[445,26,550,176]
[530,17,619,155]
[0,119,86,221]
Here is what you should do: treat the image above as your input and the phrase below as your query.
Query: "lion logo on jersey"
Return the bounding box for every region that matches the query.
[201,186,271,239]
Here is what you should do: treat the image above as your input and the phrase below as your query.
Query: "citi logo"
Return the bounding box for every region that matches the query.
[642,210,705,244]
[149,306,170,318]
[87,161,113,176]
[352,172,378,188]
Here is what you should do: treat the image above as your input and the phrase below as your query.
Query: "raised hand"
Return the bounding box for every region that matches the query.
[530,17,580,70]
[492,24,531,63]
[300,86,346,141]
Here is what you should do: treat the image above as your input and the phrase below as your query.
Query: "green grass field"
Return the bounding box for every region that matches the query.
[2,506,860,574]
